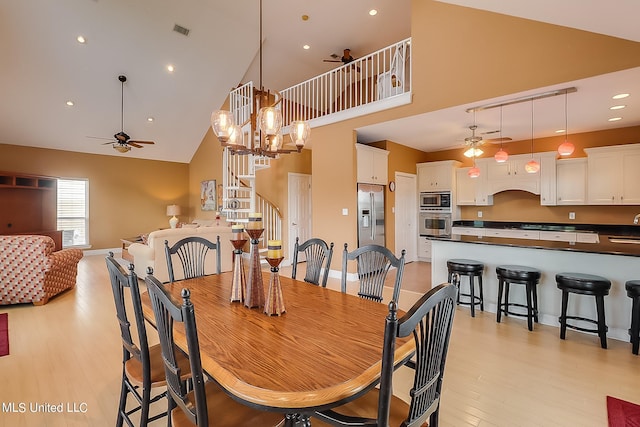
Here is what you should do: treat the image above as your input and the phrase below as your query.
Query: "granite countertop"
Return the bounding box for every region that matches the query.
[443,220,640,257]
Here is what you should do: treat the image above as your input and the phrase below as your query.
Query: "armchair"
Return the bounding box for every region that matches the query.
[0,235,83,305]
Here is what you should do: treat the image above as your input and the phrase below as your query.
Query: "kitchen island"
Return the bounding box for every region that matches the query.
[430,221,640,342]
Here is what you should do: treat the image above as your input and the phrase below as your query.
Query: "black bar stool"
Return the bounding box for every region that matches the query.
[447,259,484,317]
[625,280,640,355]
[496,265,541,331]
[556,272,611,349]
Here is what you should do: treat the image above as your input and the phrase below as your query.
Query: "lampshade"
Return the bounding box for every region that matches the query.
[228,124,244,147]
[558,140,575,156]
[464,147,483,158]
[166,205,181,216]
[211,110,235,142]
[494,148,508,163]
[525,159,540,174]
[468,166,480,178]
[258,106,282,136]
[290,120,310,148]
[113,144,131,153]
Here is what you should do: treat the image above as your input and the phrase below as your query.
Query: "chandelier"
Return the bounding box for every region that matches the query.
[210,0,310,158]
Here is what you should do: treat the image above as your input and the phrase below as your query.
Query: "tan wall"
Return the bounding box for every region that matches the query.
[188,128,226,221]
[0,144,189,249]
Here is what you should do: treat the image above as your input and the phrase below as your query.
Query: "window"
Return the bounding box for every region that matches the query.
[57,178,89,247]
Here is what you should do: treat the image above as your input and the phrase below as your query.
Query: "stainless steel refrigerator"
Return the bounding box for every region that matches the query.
[357,183,385,247]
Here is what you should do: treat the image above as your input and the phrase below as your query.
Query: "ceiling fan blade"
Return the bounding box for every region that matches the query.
[323,59,342,62]
[101,141,115,145]
[484,137,513,144]
[128,140,155,145]
[128,142,144,148]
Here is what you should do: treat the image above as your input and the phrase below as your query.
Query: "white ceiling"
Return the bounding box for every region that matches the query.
[2,1,639,163]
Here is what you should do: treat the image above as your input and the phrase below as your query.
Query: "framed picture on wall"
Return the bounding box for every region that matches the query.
[200,180,217,211]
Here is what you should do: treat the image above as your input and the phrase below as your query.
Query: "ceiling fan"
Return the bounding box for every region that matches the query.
[462,125,512,158]
[88,75,155,153]
[323,49,356,64]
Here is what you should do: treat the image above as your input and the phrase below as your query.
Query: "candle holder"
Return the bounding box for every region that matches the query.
[230,239,247,302]
[245,228,265,308]
[264,257,285,316]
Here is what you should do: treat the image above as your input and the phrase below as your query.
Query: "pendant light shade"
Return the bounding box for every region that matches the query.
[494,148,508,163]
[258,106,282,136]
[468,166,480,178]
[211,110,235,142]
[558,140,575,156]
[526,99,540,174]
[558,91,575,156]
[290,120,310,148]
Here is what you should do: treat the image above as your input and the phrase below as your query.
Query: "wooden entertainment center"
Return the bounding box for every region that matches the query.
[0,171,62,249]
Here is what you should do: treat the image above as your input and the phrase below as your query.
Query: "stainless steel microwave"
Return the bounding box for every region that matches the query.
[420,191,451,211]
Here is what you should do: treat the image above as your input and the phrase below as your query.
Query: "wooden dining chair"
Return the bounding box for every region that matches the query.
[105,252,190,427]
[341,243,406,303]
[144,274,285,427]
[164,236,221,283]
[291,237,335,287]
[312,283,457,427]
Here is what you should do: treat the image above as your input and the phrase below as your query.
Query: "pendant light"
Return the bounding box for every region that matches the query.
[494,106,509,163]
[525,99,540,174]
[557,90,575,156]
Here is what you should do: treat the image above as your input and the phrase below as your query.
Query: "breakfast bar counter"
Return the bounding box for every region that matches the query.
[430,222,640,342]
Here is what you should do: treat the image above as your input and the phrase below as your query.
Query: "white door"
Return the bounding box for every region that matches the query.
[288,173,312,262]
[394,172,417,262]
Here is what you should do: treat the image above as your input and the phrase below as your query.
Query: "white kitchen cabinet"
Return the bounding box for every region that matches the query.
[484,154,540,195]
[451,226,485,237]
[356,144,389,185]
[455,166,493,206]
[417,160,460,191]
[586,144,640,204]
[484,228,540,240]
[539,230,577,242]
[539,153,557,206]
[556,158,587,205]
[417,236,432,261]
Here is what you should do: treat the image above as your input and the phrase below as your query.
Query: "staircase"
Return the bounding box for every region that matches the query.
[221,82,282,249]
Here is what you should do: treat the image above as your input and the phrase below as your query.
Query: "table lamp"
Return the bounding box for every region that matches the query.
[166,204,181,229]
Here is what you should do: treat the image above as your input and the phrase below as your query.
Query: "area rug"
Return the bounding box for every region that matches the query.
[0,313,8,357]
[608,396,640,427]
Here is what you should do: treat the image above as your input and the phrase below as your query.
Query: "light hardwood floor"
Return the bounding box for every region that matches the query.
[0,255,637,426]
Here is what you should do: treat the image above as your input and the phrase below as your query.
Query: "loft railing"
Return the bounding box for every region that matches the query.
[280,38,411,127]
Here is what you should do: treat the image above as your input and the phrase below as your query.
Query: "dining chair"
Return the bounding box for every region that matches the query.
[312,283,457,427]
[105,252,190,427]
[144,274,285,427]
[341,243,406,303]
[291,237,335,287]
[164,236,221,283]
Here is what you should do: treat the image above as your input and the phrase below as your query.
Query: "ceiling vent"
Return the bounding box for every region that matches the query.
[173,24,190,36]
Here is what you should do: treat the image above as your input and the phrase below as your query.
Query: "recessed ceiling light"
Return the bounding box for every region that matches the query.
[369,9,378,16]
[608,117,622,122]
[66,101,74,106]
[76,35,86,44]
[555,129,565,133]
[610,105,626,110]
[303,45,310,50]
[167,64,175,72]
[613,93,629,99]
[301,14,309,21]
[147,117,154,122]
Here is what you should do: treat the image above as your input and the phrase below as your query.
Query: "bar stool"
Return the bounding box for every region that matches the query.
[625,280,640,355]
[556,272,611,349]
[447,259,484,317]
[496,265,541,331]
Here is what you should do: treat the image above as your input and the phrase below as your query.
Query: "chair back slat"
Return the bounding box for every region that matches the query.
[292,237,334,287]
[341,243,405,303]
[165,236,221,283]
[146,275,209,426]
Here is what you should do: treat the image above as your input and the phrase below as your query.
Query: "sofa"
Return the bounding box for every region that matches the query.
[0,235,84,305]
[127,225,235,283]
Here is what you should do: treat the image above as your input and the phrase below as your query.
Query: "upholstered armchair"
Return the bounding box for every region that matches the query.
[0,235,83,305]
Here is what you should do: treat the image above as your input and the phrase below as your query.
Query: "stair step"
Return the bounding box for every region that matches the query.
[236,175,255,180]
[225,186,252,191]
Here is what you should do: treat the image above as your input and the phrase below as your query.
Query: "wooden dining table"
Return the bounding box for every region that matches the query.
[140,270,414,419]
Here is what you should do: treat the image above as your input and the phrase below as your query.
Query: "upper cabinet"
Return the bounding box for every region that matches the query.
[417,160,460,191]
[556,158,587,205]
[586,144,640,205]
[356,144,389,185]
[485,154,541,195]
[455,166,493,206]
